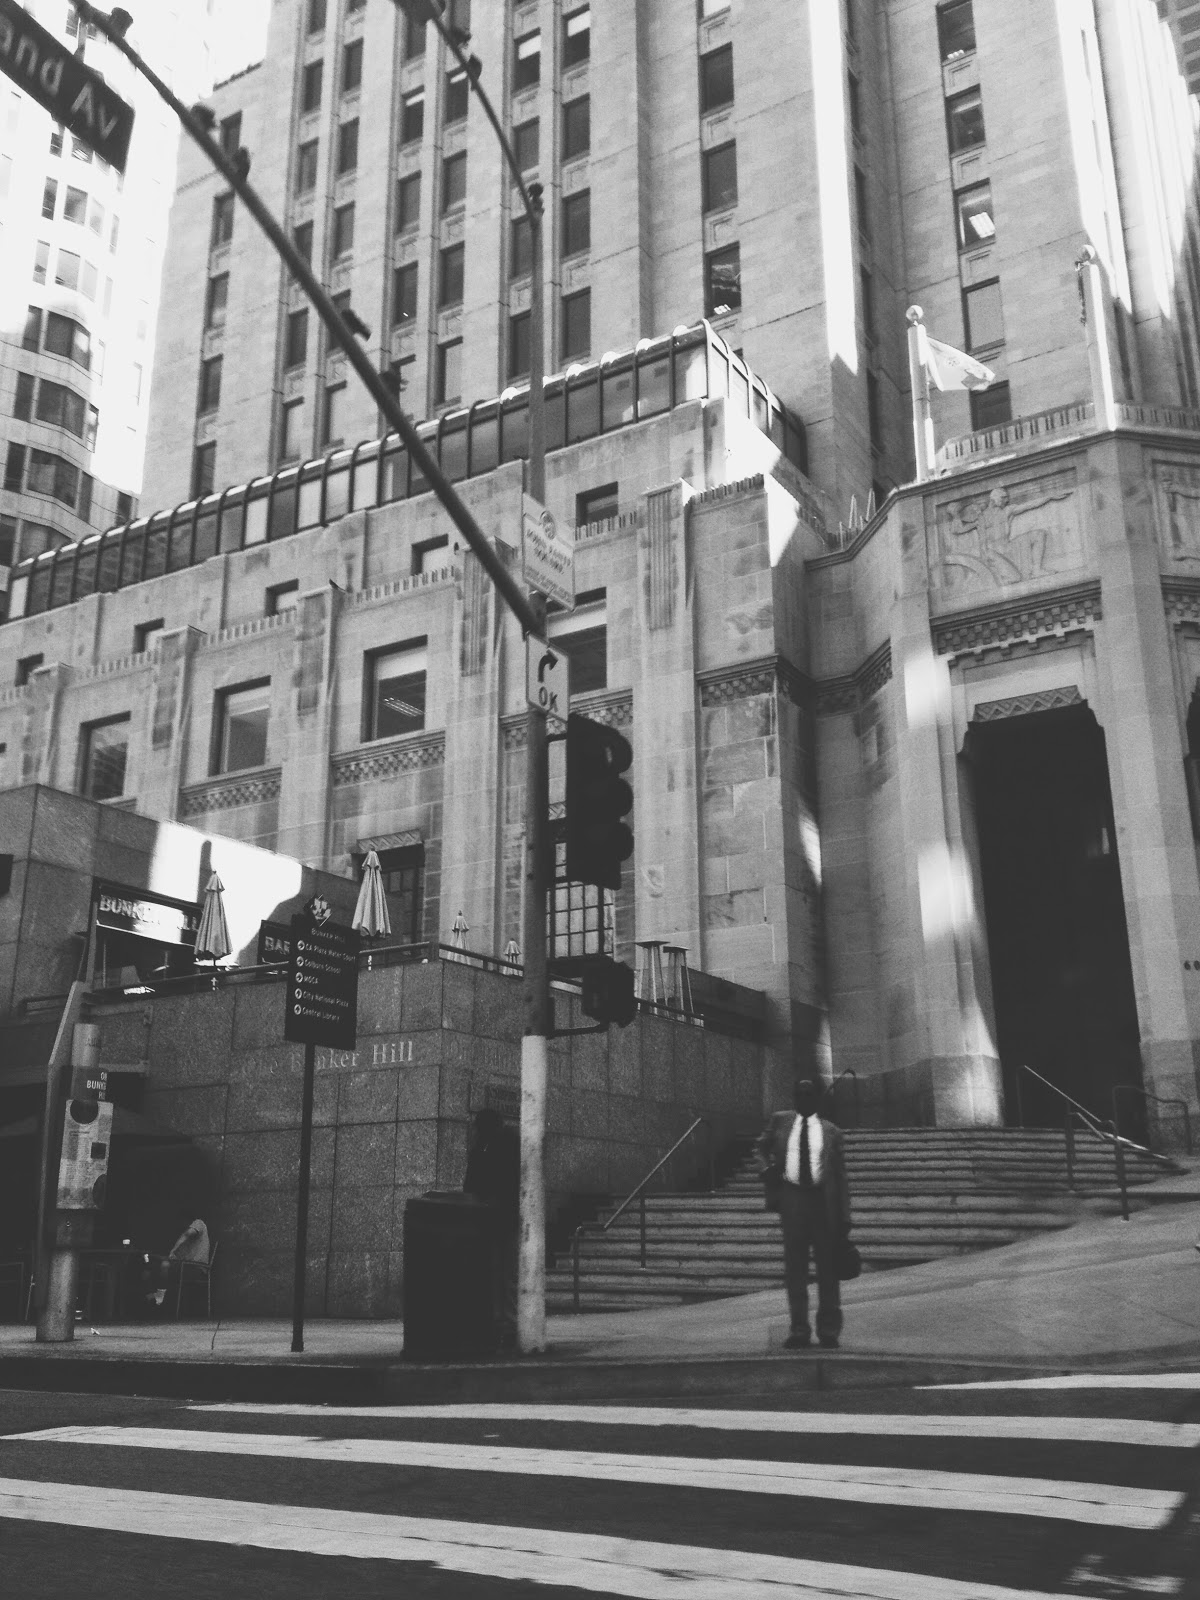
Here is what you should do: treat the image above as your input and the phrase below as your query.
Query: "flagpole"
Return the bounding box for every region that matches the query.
[906,306,936,483]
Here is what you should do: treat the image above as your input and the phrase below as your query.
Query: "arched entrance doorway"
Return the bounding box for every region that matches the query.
[963,701,1142,1128]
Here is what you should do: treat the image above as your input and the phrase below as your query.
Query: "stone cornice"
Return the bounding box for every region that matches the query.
[179,767,282,815]
[814,642,893,716]
[933,580,1102,662]
[697,656,813,709]
[502,689,632,750]
[1162,576,1200,625]
[330,731,445,786]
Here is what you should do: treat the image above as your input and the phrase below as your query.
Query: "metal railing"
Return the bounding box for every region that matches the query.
[1112,1084,1192,1157]
[570,1116,714,1311]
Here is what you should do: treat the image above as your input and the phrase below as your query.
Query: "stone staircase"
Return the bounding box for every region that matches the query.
[547,1126,1181,1313]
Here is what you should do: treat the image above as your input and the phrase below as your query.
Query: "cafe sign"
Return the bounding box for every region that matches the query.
[94,881,200,948]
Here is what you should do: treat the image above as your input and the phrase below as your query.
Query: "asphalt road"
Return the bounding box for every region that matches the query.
[1,1373,1198,1597]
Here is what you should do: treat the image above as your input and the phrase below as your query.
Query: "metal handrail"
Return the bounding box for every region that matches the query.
[1112,1084,1192,1156]
[571,1116,714,1311]
[1014,1063,1162,1221]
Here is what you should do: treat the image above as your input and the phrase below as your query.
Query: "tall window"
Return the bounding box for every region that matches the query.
[336,119,359,175]
[219,112,242,158]
[374,844,425,944]
[401,90,425,144]
[563,7,590,66]
[307,0,326,33]
[439,243,465,307]
[23,306,42,351]
[13,372,33,420]
[41,177,57,218]
[510,214,532,277]
[192,442,216,498]
[28,449,80,506]
[867,371,882,451]
[946,88,985,153]
[436,339,462,405]
[700,44,733,112]
[392,262,418,324]
[4,444,25,491]
[281,397,305,460]
[214,680,270,773]
[705,243,741,316]
[963,279,1004,349]
[365,641,427,739]
[80,714,129,800]
[285,308,308,368]
[33,240,48,284]
[396,171,421,231]
[205,273,229,330]
[860,267,876,341]
[551,826,611,966]
[562,288,591,359]
[548,588,605,691]
[955,182,995,248]
[969,380,1011,429]
[301,59,323,114]
[509,310,531,378]
[403,11,426,59]
[562,97,589,161]
[441,151,467,213]
[562,190,590,255]
[45,311,91,368]
[444,69,469,124]
[514,31,541,89]
[54,248,80,290]
[32,381,95,440]
[342,39,363,94]
[64,184,87,224]
[322,383,346,447]
[295,139,319,194]
[197,354,222,413]
[937,0,976,60]
[210,192,234,249]
[513,118,539,171]
[333,201,355,256]
[702,142,738,211]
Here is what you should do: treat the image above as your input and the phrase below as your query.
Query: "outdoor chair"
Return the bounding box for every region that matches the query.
[174,1240,217,1319]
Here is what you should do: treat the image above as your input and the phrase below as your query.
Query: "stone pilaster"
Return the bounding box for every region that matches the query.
[20,662,72,790]
[276,585,341,867]
[139,626,205,822]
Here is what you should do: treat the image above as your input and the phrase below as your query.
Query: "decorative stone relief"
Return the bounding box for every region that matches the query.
[971,685,1084,722]
[180,768,282,816]
[814,643,893,716]
[934,580,1102,661]
[1153,461,1200,564]
[1163,577,1200,625]
[934,468,1083,594]
[331,733,444,786]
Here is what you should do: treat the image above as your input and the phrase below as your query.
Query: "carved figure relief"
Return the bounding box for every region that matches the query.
[1153,461,1200,563]
[935,470,1083,594]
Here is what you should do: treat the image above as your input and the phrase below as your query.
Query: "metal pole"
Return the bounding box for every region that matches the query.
[906,306,935,482]
[291,1040,316,1353]
[38,1019,99,1341]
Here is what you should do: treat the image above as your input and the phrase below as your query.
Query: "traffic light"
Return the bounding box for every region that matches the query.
[580,957,637,1028]
[565,713,634,891]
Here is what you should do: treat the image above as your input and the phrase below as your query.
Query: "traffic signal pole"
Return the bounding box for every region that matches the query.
[81,1,555,1354]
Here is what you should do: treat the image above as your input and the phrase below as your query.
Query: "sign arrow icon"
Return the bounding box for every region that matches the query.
[538,650,558,683]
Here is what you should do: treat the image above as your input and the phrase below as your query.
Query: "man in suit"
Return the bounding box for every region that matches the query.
[757,1079,852,1349]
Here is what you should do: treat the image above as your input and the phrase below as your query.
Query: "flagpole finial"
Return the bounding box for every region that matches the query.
[906,305,924,326]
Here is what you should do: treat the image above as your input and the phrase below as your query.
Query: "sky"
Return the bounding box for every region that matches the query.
[211,0,271,85]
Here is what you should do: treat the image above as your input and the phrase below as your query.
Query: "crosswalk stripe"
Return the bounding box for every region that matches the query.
[7,1426,1181,1530]
[924,1373,1200,1391]
[189,1401,1200,1450]
[0,1476,1105,1599]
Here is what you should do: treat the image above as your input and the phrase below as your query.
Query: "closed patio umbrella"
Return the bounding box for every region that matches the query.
[353,849,392,939]
[195,873,231,962]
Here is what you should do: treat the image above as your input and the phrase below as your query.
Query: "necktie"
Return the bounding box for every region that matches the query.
[800,1116,813,1187]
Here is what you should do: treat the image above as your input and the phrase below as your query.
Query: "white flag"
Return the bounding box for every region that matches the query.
[918,325,996,392]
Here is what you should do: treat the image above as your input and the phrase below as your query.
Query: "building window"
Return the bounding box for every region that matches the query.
[392,261,418,324]
[266,580,299,616]
[214,680,271,774]
[219,112,242,158]
[847,71,861,136]
[49,124,63,156]
[197,354,222,414]
[562,189,590,255]
[549,589,606,692]
[64,184,87,224]
[702,141,738,212]
[78,471,92,523]
[412,534,449,575]
[23,307,42,350]
[551,825,612,965]
[337,119,359,175]
[436,339,462,405]
[87,198,104,235]
[963,278,1004,349]
[285,307,309,368]
[946,88,985,153]
[396,171,421,231]
[41,177,58,219]
[332,201,355,257]
[442,151,467,213]
[45,311,91,368]
[205,273,229,330]
[563,7,590,66]
[292,221,314,277]
[80,714,129,801]
[365,641,427,739]
[969,380,1011,430]
[210,192,234,250]
[509,311,531,378]
[13,372,33,420]
[80,261,98,301]
[867,371,882,452]
[295,139,319,194]
[322,382,346,448]
[447,0,471,31]
[854,165,869,239]
[510,214,532,277]
[192,442,216,498]
[33,240,49,284]
[937,0,976,61]
[374,844,424,944]
[134,618,163,653]
[705,243,741,316]
[445,68,469,124]
[860,267,875,341]
[0,514,14,566]
[4,444,25,491]
[116,491,134,524]
[514,31,541,90]
[956,181,995,248]
[16,652,44,686]
[330,288,352,350]
[307,0,326,33]
[562,97,590,161]
[513,118,538,171]
[281,397,305,460]
[562,287,591,359]
[109,214,119,251]
[54,248,80,290]
[403,12,426,59]
[700,44,733,113]
[401,90,425,144]
[576,484,618,525]
[342,38,363,95]
[28,448,80,506]
[301,58,323,114]
[439,242,465,307]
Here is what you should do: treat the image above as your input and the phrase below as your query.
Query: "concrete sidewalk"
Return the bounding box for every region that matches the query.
[1,1194,1197,1400]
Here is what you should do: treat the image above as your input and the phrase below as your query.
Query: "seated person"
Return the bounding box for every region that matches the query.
[143,1212,210,1307]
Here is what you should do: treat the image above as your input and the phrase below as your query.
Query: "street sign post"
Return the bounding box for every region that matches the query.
[0,0,134,171]
[284,899,358,1352]
[525,635,569,721]
[521,495,575,611]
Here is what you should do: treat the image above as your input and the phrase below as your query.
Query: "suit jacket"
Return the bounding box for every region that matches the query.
[756,1112,851,1235]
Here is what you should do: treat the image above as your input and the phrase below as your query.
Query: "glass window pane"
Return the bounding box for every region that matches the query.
[371,647,426,738]
[964,279,1004,349]
[638,354,670,417]
[702,142,738,212]
[563,97,589,162]
[706,244,741,316]
[956,182,995,247]
[470,412,499,474]
[82,718,128,799]
[441,420,467,482]
[947,90,985,153]
[513,119,538,171]
[602,365,633,428]
[220,683,271,772]
[396,171,421,231]
[938,0,976,60]
[566,372,599,441]
[700,46,733,113]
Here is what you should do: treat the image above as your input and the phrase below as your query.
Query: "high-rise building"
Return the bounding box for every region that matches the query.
[1158,0,1200,93]
[0,0,212,574]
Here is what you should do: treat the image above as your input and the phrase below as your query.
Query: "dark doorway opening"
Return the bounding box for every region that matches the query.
[964,704,1142,1129]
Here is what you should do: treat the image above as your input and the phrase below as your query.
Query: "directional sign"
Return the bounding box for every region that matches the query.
[285,908,359,1051]
[526,635,569,720]
[521,495,575,611]
[56,1098,113,1211]
[0,0,135,172]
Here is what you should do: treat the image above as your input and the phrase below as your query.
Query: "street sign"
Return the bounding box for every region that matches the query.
[521,495,575,611]
[0,0,135,172]
[284,902,359,1051]
[56,1098,112,1210]
[526,635,569,720]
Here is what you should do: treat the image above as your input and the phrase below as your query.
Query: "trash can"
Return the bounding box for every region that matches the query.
[402,1192,497,1361]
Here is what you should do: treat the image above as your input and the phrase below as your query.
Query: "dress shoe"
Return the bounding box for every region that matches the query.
[783,1331,811,1350]
[818,1334,839,1349]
